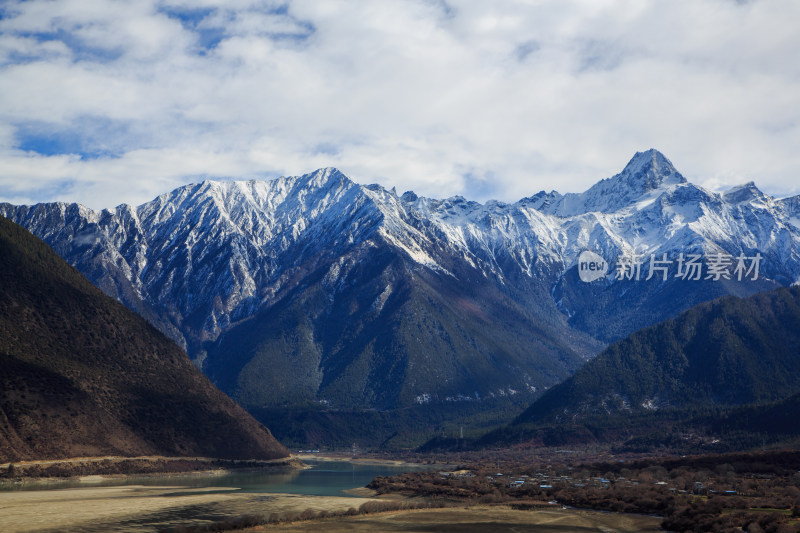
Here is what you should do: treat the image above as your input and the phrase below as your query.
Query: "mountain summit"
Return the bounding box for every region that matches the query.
[618,148,686,189]
[531,149,688,216]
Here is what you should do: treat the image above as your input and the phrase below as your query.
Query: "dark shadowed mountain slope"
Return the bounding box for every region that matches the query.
[0,215,289,462]
[711,390,800,441]
[515,285,800,425]
[205,235,595,411]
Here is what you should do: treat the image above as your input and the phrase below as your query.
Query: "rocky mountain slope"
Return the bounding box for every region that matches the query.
[2,150,798,417]
[0,215,289,462]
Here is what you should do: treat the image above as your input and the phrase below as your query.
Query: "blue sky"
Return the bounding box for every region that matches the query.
[1,0,799,209]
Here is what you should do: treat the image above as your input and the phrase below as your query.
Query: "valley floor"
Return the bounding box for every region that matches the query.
[5,448,800,532]
[0,486,663,533]
[0,485,375,533]
[248,505,663,532]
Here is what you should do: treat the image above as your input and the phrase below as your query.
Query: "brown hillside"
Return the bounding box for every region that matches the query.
[0,215,289,462]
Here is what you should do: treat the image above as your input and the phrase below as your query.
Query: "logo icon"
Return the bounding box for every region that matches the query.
[578,250,608,282]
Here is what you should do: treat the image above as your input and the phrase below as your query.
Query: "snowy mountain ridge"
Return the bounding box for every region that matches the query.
[399,149,800,284]
[4,149,800,348]
[2,149,799,412]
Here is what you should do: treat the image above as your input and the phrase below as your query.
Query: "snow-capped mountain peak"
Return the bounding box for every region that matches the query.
[618,148,686,189]
[536,149,688,216]
[723,181,769,205]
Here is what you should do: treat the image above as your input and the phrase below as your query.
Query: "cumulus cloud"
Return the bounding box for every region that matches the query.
[0,0,799,209]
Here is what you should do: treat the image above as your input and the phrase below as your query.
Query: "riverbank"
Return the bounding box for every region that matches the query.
[0,452,436,484]
[293,452,432,468]
[0,455,300,485]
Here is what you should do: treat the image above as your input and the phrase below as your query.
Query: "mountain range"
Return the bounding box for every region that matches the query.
[0,215,289,462]
[2,149,799,444]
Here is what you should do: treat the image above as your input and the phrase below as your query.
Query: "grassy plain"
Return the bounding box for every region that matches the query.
[0,485,377,533]
[254,505,663,532]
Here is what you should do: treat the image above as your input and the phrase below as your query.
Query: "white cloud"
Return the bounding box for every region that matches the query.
[1,0,799,209]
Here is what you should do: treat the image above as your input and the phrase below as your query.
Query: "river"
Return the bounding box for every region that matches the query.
[1,458,428,497]
[0,459,434,532]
